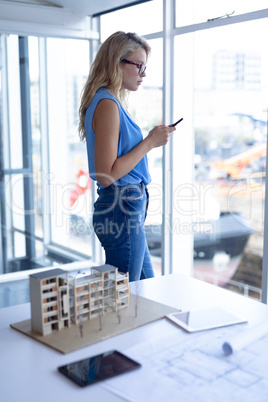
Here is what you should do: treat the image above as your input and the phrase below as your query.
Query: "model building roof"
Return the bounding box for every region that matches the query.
[92,264,117,273]
[29,268,67,280]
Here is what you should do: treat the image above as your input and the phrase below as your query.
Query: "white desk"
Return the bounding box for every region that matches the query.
[1,274,268,402]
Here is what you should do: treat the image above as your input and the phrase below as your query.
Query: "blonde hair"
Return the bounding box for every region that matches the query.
[78,31,151,141]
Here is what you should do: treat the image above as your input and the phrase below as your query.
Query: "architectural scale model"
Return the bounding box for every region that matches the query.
[29,265,129,336]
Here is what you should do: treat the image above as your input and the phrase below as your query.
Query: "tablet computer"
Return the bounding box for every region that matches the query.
[166,307,247,332]
[58,350,141,387]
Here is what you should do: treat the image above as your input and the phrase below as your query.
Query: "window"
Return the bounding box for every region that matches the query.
[0,35,91,274]
[174,18,268,299]
[176,0,268,27]
[128,38,163,276]
[100,7,164,275]
[100,0,163,40]
[1,35,28,271]
[46,38,91,255]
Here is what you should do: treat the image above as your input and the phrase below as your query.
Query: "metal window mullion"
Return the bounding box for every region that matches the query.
[1,35,15,271]
[162,0,175,276]
[143,32,164,40]
[18,36,35,259]
[3,168,31,175]
[39,37,51,248]
[90,16,103,265]
[90,16,101,62]
[0,34,9,273]
[2,35,18,267]
[261,122,268,304]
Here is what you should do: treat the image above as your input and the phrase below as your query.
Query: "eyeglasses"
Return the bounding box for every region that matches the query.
[121,59,146,76]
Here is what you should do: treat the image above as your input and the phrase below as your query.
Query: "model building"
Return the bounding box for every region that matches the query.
[29,265,129,336]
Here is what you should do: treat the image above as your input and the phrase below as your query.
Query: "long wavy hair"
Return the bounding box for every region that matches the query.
[78,31,151,141]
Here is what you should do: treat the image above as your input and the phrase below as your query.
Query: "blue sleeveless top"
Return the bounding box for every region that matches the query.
[85,87,151,187]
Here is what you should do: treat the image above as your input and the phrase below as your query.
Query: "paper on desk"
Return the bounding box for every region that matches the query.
[222,320,268,355]
[101,318,268,402]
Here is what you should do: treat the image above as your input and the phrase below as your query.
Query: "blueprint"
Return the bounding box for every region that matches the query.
[102,318,268,402]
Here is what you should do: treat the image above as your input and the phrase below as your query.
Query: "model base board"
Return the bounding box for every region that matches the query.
[11,294,180,354]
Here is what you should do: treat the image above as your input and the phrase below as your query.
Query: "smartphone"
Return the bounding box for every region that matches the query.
[58,350,141,387]
[171,117,183,127]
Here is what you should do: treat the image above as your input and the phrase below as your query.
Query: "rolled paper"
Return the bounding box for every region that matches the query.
[222,320,268,355]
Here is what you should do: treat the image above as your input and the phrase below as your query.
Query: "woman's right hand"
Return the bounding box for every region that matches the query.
[147,124,176,148]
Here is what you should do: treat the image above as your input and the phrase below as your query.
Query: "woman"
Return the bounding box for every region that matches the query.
[78,31,176,281]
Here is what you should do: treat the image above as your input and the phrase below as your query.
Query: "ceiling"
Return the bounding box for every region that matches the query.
[0,0,152,38]
[2,0,152,17]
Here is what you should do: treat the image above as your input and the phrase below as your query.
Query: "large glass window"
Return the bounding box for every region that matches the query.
[128,38,163,276]
[100,0,163,40]
[176,0,268,27]
[0,36,92,274]
[46,38,91,255]
[1,35,40,271]
[174,18,268,299]
[100,8,164,275]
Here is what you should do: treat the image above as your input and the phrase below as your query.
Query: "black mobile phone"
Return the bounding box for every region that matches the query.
[171,117,183,127]
[58,350,141,387]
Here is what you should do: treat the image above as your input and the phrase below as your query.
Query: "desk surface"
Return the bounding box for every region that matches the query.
[1,274,268,402]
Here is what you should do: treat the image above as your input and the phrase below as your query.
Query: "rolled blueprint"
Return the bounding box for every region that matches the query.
[222,320,268,355]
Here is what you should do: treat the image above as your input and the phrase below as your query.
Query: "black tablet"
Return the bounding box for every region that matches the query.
[58,350,141,387]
